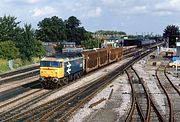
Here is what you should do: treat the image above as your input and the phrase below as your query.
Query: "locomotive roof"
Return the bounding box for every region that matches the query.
[41,52,83,62]
[54,52,83,58]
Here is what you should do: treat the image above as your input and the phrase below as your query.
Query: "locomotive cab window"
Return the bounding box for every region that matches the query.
[40,61,62,68]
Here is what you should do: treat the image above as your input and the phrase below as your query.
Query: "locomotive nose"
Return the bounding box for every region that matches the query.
[40,68,58,78]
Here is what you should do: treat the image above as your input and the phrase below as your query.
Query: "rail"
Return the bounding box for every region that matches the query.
[132,67,165,122]
[156,65,174,122]
[164,67,180,95]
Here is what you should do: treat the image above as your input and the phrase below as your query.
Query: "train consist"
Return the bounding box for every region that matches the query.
[123,39,156,47]
[39,46,123,88]
[39,38,163,88]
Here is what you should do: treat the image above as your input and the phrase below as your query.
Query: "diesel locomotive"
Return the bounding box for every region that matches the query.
[39,47,123,88]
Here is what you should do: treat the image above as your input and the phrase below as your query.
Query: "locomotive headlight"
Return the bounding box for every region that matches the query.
[39,77,44,81]
[53,78,58,83]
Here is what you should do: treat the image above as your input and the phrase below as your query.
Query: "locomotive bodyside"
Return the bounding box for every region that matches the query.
[64,56,84,78]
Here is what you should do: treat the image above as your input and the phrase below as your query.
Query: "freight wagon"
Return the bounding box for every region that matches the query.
[39,47,123,88]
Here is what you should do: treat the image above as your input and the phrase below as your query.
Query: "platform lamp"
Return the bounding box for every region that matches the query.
[176,37,180,77]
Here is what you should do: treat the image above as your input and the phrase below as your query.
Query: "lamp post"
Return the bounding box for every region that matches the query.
[176,37,180,77]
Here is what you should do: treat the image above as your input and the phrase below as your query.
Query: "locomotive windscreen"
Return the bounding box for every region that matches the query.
[40,61,62,68]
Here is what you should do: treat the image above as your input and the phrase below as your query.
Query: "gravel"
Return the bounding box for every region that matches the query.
[69,74,131,122]
[69,51,176,122]
[29,58,132,109]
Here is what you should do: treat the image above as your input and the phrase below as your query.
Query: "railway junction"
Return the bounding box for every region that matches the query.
[0,43,179,122]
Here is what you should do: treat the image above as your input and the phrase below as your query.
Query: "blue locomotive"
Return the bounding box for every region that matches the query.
[39,52,84,88]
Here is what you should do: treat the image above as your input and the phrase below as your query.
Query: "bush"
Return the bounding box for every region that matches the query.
[0,41,19,60]
[81,40,99,49]
[0,57,41,73]
[0,59,9,73]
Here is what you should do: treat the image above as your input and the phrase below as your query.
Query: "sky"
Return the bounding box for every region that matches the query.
[0,0,180,35]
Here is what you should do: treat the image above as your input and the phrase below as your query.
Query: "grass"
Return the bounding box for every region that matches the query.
[0,59,9,73]
[0,57,41,74]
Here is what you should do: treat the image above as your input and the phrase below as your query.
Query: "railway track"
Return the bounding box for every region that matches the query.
[0,58,132,119]
[0,80,41,103]
[0,65,39,79]
[125,67,165,122]
[1,73,113,122]
[0,72,105,121]
[0,46,150,87]
[164,67,180,96]
[0,49,132,86]
[125,68,148,121]
[0,69,39,85]
[0,48,140,103]
[156,64,180,122]
[0,48,156,122]
[0,87,62,120]
[0,89,42,109]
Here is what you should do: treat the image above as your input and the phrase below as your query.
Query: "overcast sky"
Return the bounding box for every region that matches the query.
[0,0,180,35]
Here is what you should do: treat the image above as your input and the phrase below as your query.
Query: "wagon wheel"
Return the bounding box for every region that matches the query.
[68,76,73,82]
[63,78,68,85]
[40,82,45,89]
[56,82,61,88]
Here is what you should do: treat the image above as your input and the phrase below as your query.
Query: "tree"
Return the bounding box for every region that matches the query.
[0,41,19,59]
[65,16,91,45]
[65,16,81,43]
[95,30,126,36]
[65,16,81,29]
[0,15,22,42]
[34,40,45,58]
[36,16,66,42]
[36,15,92,45]
[81,40,99,49]
[163,25,180,48]
[0,15,45,61]
[18,24,36,61]
[75,27,89,44]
